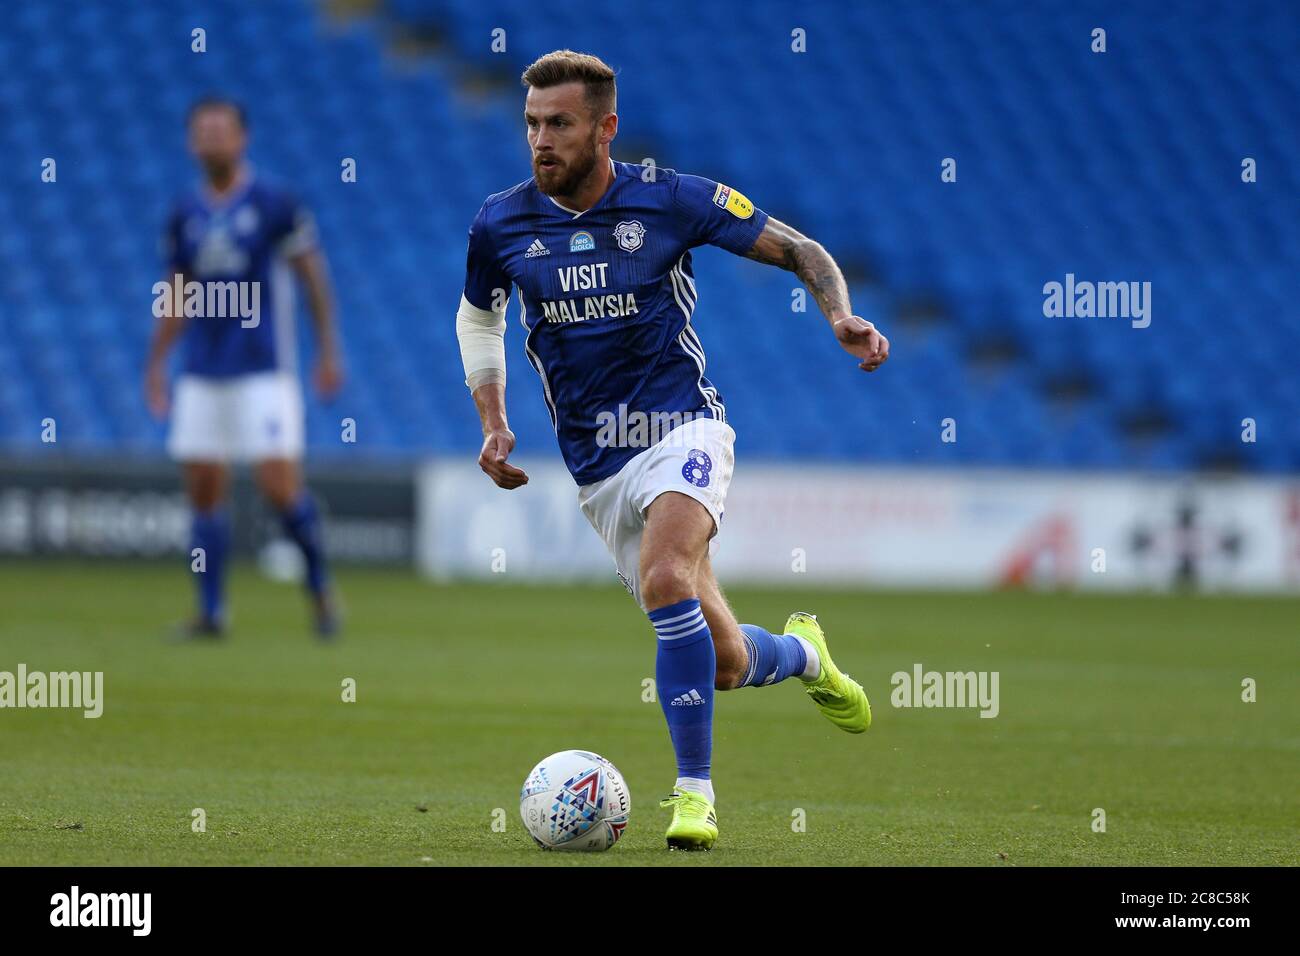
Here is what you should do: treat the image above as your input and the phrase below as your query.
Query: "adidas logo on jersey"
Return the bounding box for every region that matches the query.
[670,689,706,707]
[524,238,550,258]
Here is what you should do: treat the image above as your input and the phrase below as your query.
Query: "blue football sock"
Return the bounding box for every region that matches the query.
[191,508,230,624]
[737,623,809,686]
[280,492,330,597]
[649,598,715,782]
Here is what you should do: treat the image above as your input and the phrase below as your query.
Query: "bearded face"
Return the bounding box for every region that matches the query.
[525,81,609,200]
[532,123,599,197]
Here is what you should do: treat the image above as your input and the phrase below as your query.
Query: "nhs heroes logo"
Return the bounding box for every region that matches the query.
[50,887,151,936]
[541,263,639,323]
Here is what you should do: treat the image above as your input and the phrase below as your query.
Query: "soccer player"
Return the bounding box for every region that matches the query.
[456,52,889,850]
[145,96,343,640]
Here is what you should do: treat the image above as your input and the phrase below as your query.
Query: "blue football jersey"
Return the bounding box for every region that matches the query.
[162,173,316,377]
[463,159,769,485]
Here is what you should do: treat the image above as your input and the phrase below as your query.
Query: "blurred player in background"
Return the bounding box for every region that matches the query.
[456,51,889,849]
[145,97,343,640]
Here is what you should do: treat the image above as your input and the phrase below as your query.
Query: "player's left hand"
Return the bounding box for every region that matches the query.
[314,351,344,397]
[833,315,889,372]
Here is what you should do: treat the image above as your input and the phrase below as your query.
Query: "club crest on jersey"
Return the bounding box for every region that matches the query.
[569,230,595,253]
[712,183,755,219]
[613,220,646,253]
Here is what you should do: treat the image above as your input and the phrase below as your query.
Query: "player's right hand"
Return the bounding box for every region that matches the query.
[145,362,169,419]
[479,428,529,489]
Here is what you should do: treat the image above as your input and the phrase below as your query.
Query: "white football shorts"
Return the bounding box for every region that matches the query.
[167,370,305,463]
[577,416,736,609]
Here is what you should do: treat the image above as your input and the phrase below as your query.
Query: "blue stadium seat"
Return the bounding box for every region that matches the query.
[0,0,1295,473]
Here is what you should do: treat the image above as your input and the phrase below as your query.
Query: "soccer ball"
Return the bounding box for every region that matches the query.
[519,749,631,851]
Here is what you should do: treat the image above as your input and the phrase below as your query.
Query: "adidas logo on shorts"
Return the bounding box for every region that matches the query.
[524,238,550,258]
[670,689,706,707]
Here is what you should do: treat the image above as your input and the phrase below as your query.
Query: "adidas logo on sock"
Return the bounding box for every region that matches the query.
[524,238,550,258]
[670,689,706,706]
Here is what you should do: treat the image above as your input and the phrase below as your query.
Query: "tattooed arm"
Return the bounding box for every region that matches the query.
[743,217,889,372]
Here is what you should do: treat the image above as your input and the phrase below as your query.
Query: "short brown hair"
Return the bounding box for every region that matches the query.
[188,95,248,130]
[521,50,616,120]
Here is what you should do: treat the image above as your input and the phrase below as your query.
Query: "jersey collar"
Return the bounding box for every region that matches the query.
[545,158,617,218]
[200,163,255,212]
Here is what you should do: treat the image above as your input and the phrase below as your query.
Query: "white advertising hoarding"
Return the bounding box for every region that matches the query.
[418,460,1300,593]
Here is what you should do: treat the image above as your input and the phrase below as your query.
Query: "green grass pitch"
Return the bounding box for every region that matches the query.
[0,562,1296,866]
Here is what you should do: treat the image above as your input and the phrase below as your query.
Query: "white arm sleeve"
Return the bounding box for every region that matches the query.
[455,292,507,391]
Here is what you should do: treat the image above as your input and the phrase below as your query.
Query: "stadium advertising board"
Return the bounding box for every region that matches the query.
[0,459,414,565]
[418,461,1300,592]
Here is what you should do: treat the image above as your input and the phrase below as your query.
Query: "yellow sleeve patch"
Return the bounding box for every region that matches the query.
[711,182,755,220]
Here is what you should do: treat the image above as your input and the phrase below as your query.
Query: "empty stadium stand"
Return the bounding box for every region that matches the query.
[2,0,1296,471]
